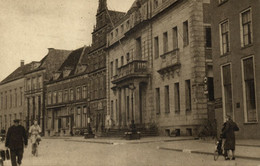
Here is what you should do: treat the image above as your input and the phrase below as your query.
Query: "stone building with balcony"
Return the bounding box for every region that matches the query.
[152,0,213,136]
[45,47,90,136]
[84,0,125,134]
[106,0,153,130]
[211,0,260,138]
[24,48,71,135]
[0,61,31,130]
[106,0,213,136]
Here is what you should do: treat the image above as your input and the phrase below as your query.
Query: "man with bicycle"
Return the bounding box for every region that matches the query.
[28,120,41,156]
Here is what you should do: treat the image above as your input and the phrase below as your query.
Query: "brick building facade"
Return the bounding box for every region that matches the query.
[45,47,90,136]
[211,0,260,138]
[24,48,71,135]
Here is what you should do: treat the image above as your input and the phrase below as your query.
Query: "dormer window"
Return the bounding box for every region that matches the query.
[111,32,114,39]
[53,72,61,80]
[63,67,73,77]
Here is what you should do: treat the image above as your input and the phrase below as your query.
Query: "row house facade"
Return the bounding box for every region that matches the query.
[84,0,125,134]
[24,48,71,135]
[0,61,31,130]
[45,47,90,136]
[106,0,213,136]
[211,0,260,138]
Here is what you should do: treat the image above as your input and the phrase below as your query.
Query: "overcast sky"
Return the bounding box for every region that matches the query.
[0,0,134,81]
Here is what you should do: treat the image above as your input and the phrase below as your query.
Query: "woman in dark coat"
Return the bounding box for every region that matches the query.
[222,115,239,160]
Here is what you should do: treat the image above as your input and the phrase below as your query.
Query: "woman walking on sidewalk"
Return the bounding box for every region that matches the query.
[222,115,239,160]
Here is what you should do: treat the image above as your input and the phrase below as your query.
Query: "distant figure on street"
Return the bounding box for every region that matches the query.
[5,119,28,166]
[221,115,239,160]
[29,120,41,156]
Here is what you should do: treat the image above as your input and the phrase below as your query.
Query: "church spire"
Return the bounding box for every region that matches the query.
[97,0,107,14]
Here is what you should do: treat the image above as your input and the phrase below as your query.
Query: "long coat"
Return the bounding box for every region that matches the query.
[5,125,28,150]
[222,120,239,150]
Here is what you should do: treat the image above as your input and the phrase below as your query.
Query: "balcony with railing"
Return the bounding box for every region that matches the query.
[112,60,149,84]
[157,49,181,79]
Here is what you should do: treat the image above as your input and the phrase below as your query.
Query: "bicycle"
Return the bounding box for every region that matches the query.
[214,138,223,161]
[31,135,41,157]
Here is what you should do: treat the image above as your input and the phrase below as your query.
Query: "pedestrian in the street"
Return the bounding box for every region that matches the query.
[221,115,239,160]
[5,119,28,166]
[29,120,41,156]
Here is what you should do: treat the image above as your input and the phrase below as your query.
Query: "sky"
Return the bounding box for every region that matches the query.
[0,0,134,81]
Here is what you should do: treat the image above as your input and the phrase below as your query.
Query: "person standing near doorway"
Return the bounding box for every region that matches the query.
[5,119,28,166]
[222,115,239,160]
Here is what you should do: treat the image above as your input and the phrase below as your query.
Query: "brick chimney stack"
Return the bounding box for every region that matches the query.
[20,60,24,67]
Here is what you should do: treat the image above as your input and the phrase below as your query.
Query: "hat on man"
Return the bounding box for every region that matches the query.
[13,119,20,123]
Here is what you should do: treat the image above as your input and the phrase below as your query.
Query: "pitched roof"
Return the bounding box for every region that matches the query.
[108,10,126,24]
[0,63,32,85]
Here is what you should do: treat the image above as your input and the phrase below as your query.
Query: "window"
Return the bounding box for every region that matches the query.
[173,27,178,49]
[32,77,36,90]
[221,64,233,119]
[38,75,42,89]
[9,90,12,108]
[136,37,142,59]
[154,0,158,9]
[165,85,170,113]
[163,32,168,53]
[121,24,124,33]
[70,89,74,101]
[242,57,257,122]
[110,61,113,78]
[115,29,118,36]
[64,90,68,102]
[240,8,252,47]
[58,91,62,103]
[27,78,31,91]
[208,77,215,101]
[14,89,17,107]
[48,92,52,105]
[53,91,57,104]
[110,32,113,39]
[205,27,212,48]
[76,87,82,100]
[20,87,23,106]
[111,100,114,118]
[183,21,189,46]
[126,53,130,62]
[220,20,230,55]
[9,114,12,127]
[121,56,124,66]
[154,36,159,59]
[185,80,191,112]
[156,88,160,114]
[83,86,87,99]
[174,83,180,113]
[0,93,3,109]
[115,59,118,75]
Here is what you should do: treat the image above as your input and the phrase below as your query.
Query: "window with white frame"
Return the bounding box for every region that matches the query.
[220,20,230,55]
[240,8,252,47]
[221,64,233,119]
[242,56,257,122]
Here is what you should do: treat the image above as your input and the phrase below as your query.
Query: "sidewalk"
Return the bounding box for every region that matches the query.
[159,138,260,161]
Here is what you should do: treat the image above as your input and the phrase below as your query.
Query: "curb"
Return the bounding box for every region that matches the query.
[158,147,260,161]
[64,137,196,145]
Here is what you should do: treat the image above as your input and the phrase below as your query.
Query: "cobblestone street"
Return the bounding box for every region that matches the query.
[1,138,260,166]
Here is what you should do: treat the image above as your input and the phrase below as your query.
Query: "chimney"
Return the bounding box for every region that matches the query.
[20,60,24,67]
